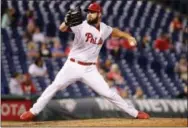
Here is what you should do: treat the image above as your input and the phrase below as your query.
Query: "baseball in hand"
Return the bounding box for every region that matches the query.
[130,41,135,46]
[129,37,137,46]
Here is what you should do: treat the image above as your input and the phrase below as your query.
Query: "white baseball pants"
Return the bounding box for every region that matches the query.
[30,59,138,117]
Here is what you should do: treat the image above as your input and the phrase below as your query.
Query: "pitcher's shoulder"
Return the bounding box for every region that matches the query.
[100,22,111,28]
[83,20,88,25]
[100,22,112,30]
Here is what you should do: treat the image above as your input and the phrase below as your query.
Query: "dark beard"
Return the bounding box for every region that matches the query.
[87,16,98,25]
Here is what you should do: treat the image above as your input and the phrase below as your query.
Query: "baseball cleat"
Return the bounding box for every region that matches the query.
[136,111,150,119]
[20,111,35,121]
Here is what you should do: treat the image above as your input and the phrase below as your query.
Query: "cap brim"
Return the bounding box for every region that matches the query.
[84,9,89,12]
[84,8,100,13]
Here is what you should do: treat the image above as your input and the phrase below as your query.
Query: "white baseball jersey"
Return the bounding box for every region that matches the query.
[68,20,113,62]
[30,20,139,118]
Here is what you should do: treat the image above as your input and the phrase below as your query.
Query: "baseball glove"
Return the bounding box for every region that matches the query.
[64,7,83,27]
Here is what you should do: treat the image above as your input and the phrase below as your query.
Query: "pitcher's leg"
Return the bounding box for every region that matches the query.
[30,61,78,115]
[20,60,83,120]
[82,69,138,117]
[30,81,70,115]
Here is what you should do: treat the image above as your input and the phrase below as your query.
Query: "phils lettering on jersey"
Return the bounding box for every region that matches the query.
[68,20,113,62]
[85,32,103,45]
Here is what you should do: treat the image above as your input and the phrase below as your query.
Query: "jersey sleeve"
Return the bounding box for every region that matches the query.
[101,22,113,40]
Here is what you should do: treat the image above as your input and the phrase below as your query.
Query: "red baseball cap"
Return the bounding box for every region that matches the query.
[84,2,102,13]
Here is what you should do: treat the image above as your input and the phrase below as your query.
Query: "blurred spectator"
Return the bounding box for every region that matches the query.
[133,87,145,99]
[1,7,18,28]
[21,73,37,95]
[176,84,187,99]
[107,64,125,85]
[29,57,47,77]
[119,86,130,98]
[154,33,172,51]
[25,15,36,41]
[8,72,24,95]
[139,35,151,50]
[120,38,136,51]
[99,65,123,96]
[23,30,33,43]
[108,79,129,98]
[23,20,36,43]
[1,8,11,28]
[100,58,113,72]
[20,9,35,28]
[51,38,65,58]
[32,26,45,43]
[27,41,39,58]
[39,43,52,58]
[106,37,121,59]
[169,16,182,42]
[169,16,182,33]
[27,20,36,35]
[1,8,18,28]
[175,55,188,83]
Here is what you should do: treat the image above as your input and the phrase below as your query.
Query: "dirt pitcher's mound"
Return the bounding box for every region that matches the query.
[2,118,187,127]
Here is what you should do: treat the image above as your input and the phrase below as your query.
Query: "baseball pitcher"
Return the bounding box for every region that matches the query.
[20,2,149,120]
